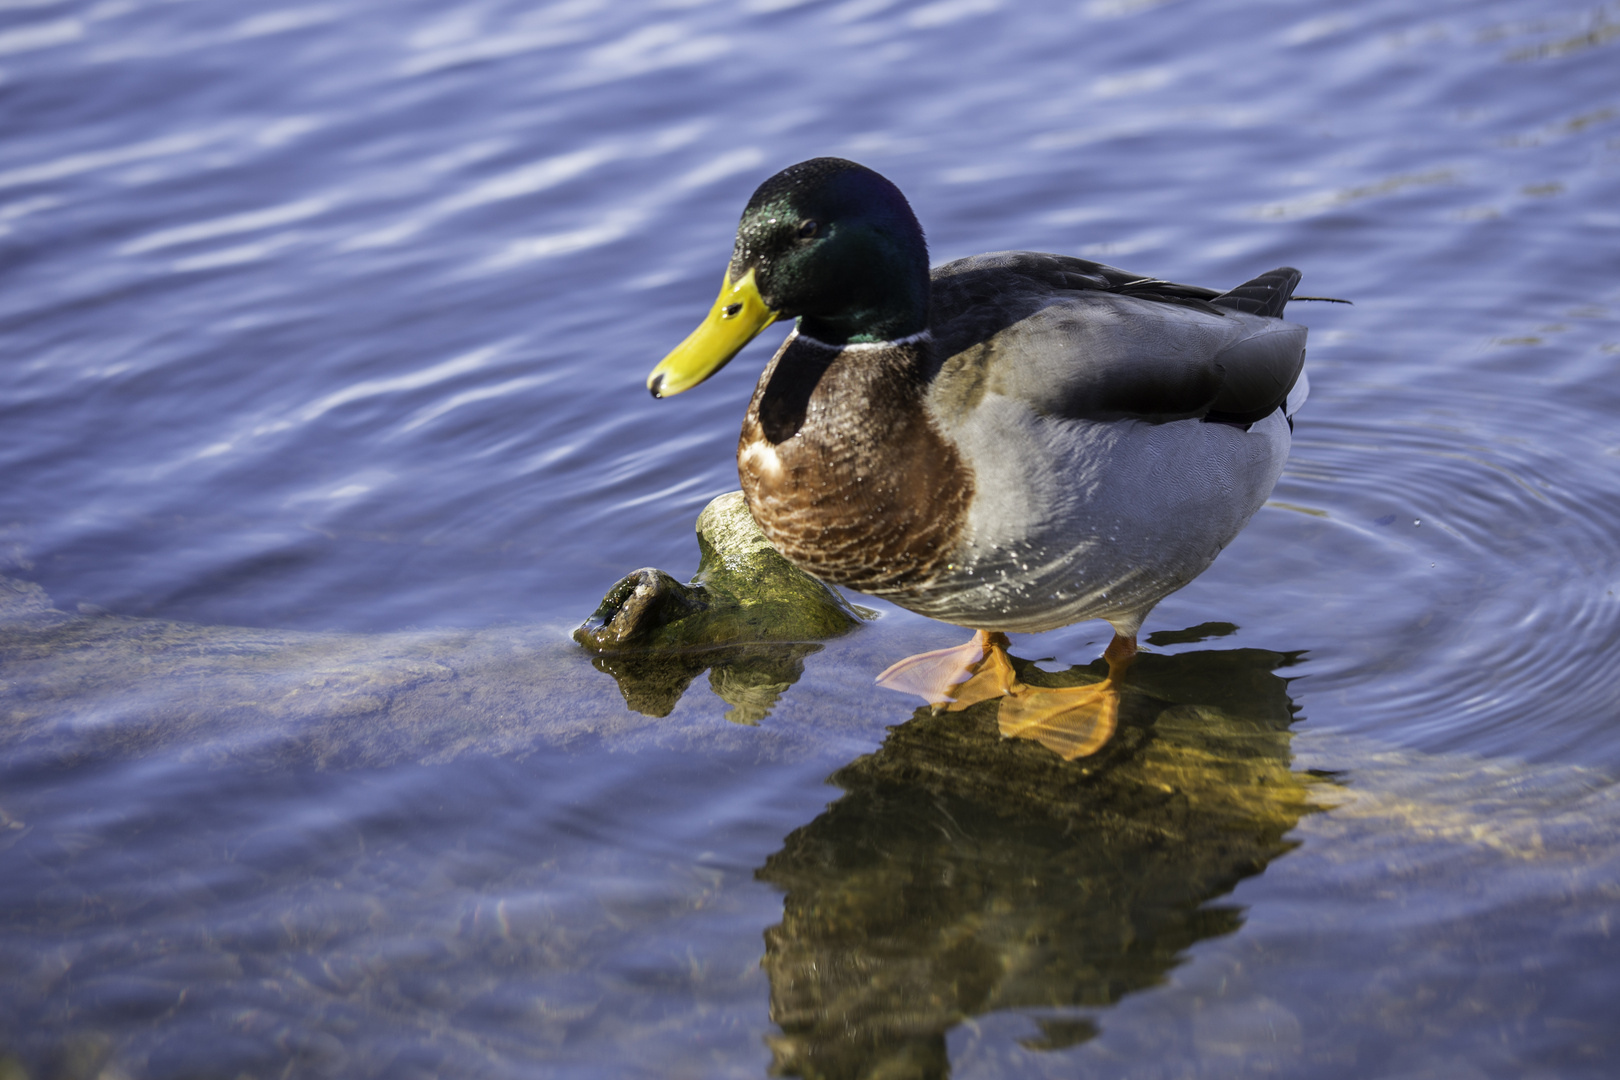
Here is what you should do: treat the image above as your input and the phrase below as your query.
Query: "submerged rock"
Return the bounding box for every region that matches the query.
[0,493,875,765]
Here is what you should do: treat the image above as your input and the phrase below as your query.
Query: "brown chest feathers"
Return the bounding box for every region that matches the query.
[737,336,974,596]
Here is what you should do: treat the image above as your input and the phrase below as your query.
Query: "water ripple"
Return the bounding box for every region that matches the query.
[2,0,1619,1073]
[1278,387,1620,762]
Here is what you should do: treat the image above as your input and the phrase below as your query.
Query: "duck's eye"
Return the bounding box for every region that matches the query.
[797,219,819,239]
[721,303,743,319]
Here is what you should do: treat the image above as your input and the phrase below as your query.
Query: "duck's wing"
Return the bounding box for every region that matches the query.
[928,253,1306,425]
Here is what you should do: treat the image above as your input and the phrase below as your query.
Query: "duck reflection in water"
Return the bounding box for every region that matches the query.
[757,636,1313,1079]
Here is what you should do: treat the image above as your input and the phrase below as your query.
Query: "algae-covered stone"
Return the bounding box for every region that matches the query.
[574,491,864,652]
[572,491,870,720]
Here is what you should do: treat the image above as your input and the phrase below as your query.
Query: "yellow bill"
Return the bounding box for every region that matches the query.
[647,268,778,398]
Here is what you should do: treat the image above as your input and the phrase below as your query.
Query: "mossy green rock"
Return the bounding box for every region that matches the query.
[573,491,864,652]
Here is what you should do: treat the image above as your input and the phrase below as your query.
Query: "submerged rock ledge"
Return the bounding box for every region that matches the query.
[0,493,871,766]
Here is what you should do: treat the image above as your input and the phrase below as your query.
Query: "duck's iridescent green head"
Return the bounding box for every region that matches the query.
[648,158,929,398]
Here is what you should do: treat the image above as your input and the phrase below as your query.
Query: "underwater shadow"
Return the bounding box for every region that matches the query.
[756,641,1313,1079]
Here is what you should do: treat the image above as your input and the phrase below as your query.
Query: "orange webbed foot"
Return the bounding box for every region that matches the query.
[997,682,1121,760]
[998,634,1137,760]
[876,630,1021,708]
[879,630,1139,761]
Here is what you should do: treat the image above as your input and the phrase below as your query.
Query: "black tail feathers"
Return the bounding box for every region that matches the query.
[1209,267,1302,319]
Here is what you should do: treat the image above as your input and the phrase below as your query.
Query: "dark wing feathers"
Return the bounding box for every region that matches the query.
[929,253,1307,425]
[1032,254,1230,312]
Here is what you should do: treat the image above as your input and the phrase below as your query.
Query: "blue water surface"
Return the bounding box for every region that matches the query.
[2,0,1619,1075]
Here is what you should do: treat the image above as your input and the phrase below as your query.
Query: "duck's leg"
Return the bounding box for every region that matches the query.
[875,630,1022,709]
[998,633,1137,761]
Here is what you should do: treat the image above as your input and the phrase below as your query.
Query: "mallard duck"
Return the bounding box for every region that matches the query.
[647,157,1312,757]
